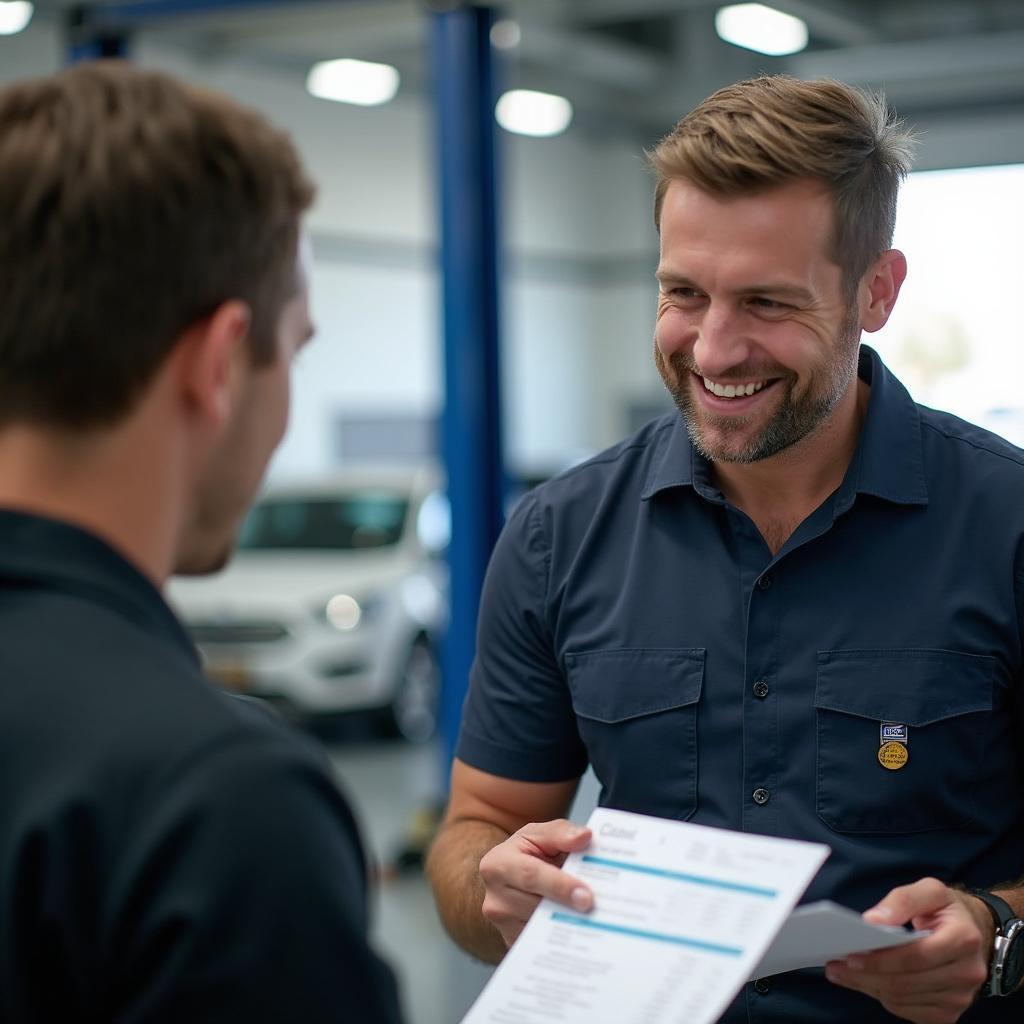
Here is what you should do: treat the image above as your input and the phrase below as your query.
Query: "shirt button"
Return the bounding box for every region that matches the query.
[752,787,770,805]
[754,978,771,995]
[753,680,769,698]
[757,574,773,591]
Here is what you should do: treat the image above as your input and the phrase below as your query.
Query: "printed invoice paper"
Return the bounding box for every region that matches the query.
[461,808,829,1024]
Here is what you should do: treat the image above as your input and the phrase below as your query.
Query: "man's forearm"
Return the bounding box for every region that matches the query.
[426,818,509,964]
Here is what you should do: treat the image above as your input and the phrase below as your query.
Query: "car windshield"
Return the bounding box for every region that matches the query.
[238,493,409,551]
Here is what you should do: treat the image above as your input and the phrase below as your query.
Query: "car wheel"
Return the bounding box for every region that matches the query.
[384,637,440,742]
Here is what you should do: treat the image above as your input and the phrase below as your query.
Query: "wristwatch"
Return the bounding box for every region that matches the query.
[969,890,1024,997]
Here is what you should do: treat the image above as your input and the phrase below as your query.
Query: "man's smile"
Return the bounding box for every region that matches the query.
[701,376,769,399]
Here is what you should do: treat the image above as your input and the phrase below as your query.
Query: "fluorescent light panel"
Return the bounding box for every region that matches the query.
[0,1,33,36]
[306,58,400,107]
[490,19,521,50]
[715,3,809,56]
[495,89,573,138]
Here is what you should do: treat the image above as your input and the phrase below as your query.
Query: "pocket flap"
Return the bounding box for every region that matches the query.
[566,648,705,723]
[815,649,995,726]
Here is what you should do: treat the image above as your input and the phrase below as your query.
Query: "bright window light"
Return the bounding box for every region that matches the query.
[306,58,400,107]
[495,89,573,138]
[715,3,809,56]
[872,164,1024,443]
[0,1,33,36]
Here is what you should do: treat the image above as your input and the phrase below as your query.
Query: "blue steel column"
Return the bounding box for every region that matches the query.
[431,4,507,773]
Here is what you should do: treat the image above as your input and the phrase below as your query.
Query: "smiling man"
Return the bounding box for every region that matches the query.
[429,76,1024,1023]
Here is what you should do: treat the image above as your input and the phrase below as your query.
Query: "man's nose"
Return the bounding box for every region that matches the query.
[692,304,751,378]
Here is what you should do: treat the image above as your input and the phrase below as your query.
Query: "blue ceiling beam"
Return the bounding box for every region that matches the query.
[71,0,348,27]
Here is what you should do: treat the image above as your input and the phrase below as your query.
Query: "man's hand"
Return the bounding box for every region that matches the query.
[825,877,993,1024]
[478,819,593,948]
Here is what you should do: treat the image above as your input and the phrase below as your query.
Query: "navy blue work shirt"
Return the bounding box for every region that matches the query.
[457,345,1024,1022]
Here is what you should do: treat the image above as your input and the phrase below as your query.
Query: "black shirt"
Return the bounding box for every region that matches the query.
[0,509,404,1023]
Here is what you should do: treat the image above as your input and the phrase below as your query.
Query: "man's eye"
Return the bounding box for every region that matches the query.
[751,297,786,310]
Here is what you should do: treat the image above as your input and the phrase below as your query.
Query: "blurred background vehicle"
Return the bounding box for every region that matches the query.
[167,465,449,742]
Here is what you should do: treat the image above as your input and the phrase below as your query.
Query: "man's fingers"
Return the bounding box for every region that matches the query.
[478,820,594,914]
[864,876,950,927]
[829,877,990,1022]
[844,926,981,976]
[827,922,989,1024]
[478,822,595,949]
[828,956,983,995]
[482,852,593,910]
[481,887,543,928]
[826,969,981,1024]
[516,819,592,858]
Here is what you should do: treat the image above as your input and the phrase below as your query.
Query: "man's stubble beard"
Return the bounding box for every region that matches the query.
[659,307,861,465]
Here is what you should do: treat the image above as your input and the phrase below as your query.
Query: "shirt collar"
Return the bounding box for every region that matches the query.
[642,344,928,508]
[641,414,697,499]
[0,508,200,661]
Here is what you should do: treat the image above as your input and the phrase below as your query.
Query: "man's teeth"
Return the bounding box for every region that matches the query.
[702,378,767,399]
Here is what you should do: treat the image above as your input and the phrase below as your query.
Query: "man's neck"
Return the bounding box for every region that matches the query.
[0,422,182,586]
[711,378,870,556]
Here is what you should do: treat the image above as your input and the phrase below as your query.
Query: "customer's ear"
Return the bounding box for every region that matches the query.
[176,300,252,429]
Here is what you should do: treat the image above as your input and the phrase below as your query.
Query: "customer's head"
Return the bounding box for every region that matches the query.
[0,59,315,430]
[648,75,914,300]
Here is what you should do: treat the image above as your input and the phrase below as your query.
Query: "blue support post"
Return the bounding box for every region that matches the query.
[431,4,507,775]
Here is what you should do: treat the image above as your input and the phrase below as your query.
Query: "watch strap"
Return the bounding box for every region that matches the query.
[968,889,1022,997]
[969,889,1017,931]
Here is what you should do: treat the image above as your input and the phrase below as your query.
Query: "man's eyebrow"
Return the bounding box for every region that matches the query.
[654,269,699,285]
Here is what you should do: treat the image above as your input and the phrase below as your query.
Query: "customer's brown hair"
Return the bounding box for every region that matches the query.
[648,75,914,298]
[0,60,315,428]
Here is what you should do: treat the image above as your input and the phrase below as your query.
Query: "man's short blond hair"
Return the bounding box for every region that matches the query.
[649,75,915,297]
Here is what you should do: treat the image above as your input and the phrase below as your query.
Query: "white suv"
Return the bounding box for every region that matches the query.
[167,466,448,741]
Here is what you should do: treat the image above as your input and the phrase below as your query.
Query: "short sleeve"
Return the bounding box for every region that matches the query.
[456,492,588,782]
[108,733,404,1024]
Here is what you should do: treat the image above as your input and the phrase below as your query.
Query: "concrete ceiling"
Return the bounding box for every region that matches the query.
[26,0,1024,159]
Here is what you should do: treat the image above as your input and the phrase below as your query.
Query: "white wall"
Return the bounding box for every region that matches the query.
[133,31,651,477]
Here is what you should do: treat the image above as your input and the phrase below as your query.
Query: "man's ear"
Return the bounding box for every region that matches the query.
[860,249,907,334]
[177,300,251,429]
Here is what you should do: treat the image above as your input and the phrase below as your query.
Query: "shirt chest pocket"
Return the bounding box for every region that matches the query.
[814,649,996,834]
[565,648,704,821]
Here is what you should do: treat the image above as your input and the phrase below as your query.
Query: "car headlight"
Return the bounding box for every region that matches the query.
[324,594,361,631]
[317,593,383,632]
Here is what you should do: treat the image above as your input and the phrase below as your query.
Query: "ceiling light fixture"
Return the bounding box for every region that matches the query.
[490,19,521,50]
[306,58,400,107]
[715,3,809,56]
[0,1,33,36]
[495,89,573,138]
